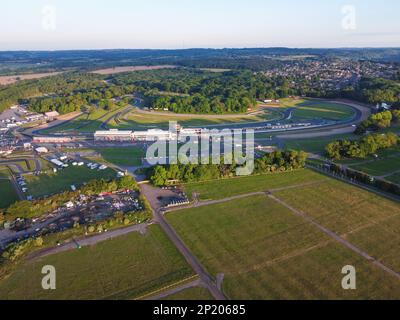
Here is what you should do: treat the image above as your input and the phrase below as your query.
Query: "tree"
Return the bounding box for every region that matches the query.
[151,166,168,186]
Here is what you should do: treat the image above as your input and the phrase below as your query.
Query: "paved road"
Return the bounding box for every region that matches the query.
[25,98,371,140]
[268,193,400,280]
[23,112,83,137]
[100,105,134,130]
[139,183,226,300]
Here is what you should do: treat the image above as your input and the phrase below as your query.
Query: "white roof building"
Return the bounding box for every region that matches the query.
[35,147,49,153]
[45,111,60,118]
[94,129,133,141]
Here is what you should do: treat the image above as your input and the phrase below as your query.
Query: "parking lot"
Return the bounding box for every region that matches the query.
[0,190,144,250]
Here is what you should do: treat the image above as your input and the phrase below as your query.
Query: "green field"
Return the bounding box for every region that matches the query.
[386,173,400,185]
[162,287,214,300]
[184,169,327,201]
[275,179,400,272]
[350,157,400,176]
[292,102,356,121]
[285,134,357,153]
[110,109,280,131]
[0,180,19,209]
[0,225,194,300]
[42,107,126,134]
[24,166,117,198]
[96,147,145,167]
[167,194,400,299]
[277,99,356,121]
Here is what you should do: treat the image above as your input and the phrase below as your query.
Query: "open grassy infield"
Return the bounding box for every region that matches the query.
[42,106,127,134]
[278,98,356,121]
[0,180,19,209]
[167,194,400,299]
[95,147,145,167]
[184,169,327,201]
[291,102,356,121]
[24,166,117,198]
[0,225,194,300]
[109,109,280,131]
[274,179,400,273]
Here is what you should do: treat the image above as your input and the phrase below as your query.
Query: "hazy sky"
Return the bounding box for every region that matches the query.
[1,0,400,50]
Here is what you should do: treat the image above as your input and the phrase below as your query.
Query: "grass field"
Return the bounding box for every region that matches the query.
[292,102,356,121]
[0,225,194,300]
[162,287,214,300]
[285,134,357,153]
[386,173,400,185]
[184,169,327,201]
[0,180,19,209]
[277,99,356,121]
[95,147,145,167]
[0,168,11,179]
[24,166,116,198]
[275,179,400,273]
[42,107,126,134]
[110,109,280,131]
[167,194,400,299]
[350,157,400,176]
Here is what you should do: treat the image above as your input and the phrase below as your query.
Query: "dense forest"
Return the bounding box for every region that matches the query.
[1,65,400,116]
[341,77,400,106]
[0,72,107,113]
[0,69,293,115]
[112,69,293,114]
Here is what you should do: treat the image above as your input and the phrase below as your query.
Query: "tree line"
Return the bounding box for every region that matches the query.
[326,132,399,160]
[149,150,308,186]
[0,72,106,113]
[356,110,400,134]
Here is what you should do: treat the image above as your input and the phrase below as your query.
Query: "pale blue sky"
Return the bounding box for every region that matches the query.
[1,0,400,50]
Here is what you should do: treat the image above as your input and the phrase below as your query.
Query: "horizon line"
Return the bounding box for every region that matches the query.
[1,46,400,53]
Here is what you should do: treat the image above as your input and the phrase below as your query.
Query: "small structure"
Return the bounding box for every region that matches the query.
[44,111,60,120]
[35,147,49,154]
[65,201,74,209]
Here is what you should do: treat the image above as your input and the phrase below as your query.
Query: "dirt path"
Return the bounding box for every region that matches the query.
[164,180,329,213]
